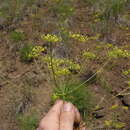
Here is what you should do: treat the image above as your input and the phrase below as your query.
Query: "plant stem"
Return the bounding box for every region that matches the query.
[49,42,58,88]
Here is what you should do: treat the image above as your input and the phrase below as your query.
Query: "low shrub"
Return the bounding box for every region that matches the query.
[20,44,34,62]
[17,114,38,130]
[10,31,26,42]
[20,44,45,63]
[52,82,95,118]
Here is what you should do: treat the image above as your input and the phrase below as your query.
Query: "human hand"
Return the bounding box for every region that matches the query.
[37,100,86,130]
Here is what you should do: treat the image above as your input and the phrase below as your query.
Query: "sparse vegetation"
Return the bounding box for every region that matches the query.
[0,0,130,129]
[20,44,44,62]
[51,0,75,21]
[20,44,34,62]
[10,31,25,42]
[52,82,94,117]
[17,114,38,130]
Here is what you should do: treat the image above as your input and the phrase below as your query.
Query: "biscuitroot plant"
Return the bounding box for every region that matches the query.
[40,33,112,119]
[41,31,130,118]
[20,43,45,63]
[19,32,130,119]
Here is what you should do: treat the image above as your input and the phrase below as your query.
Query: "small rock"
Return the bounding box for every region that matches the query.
[92,107,105,119]
[122,95,130,106]
[52,43,69,58]
[92,112,105,119]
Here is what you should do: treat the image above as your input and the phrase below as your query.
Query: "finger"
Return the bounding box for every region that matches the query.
[47,100,63,116]
[60,102,75,130]
[74,107,81,123]
[38,100,63,130]
[81,127,86,130]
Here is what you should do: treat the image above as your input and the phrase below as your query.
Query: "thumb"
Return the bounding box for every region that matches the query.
[60,102,75,130]
[38,100,63,130]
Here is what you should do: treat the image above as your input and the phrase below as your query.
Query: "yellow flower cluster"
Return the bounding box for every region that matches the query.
[43,56,64,68]
[89,34,101,40]
[68,60,81,70]
[96,42,114,51]
[28,46,45,58]
[122,106,129,110]
[69,32,100,42]
[41,34,62,43]
[42,56,80,76]
[105,43,114,48]
[55,68,71,76]
[93,12,101,23]
[105,120,125,129]
[123,69,130,75]
[69,32,88,42]
[83,51,96,60]
[105,120,113,127]
[108,47,130,58]
[110,104,118,110]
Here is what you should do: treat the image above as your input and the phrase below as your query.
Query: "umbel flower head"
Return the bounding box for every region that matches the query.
[42,55,81,76]
[41,34,62,43]
[108,47,130,58]
[69,32,100,42]
[83,51,96,60]
[69,32,88,42]
[28,46,45,58]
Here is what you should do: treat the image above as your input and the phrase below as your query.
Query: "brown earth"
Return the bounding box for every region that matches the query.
[0,0,130,130]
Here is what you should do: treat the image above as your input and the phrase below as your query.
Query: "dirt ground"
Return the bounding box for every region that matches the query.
[0,0,130,130]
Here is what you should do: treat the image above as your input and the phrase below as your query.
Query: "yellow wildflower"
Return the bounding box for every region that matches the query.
[105,120,125,129]
[28,46,45,58]
[69,32,88,42]
[110,104,118,110]
[42,56,80,76]
[122,106,128,110]
[83,51,96,60]
[123,69,130,75]
[41,34,62,42]
[113,122,126,129]
[89,34,101,40]
[55,68,71,76]
[108,47,130,58]
[105,120,112,127]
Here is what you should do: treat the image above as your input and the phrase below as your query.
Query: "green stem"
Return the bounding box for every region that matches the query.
[49,42,58,88]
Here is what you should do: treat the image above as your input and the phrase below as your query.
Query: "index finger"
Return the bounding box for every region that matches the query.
[38,100,63,130]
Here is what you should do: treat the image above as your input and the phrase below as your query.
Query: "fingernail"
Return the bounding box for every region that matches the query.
[82,127,87,130]
[63,103,73,112]
[55,100,62,104]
